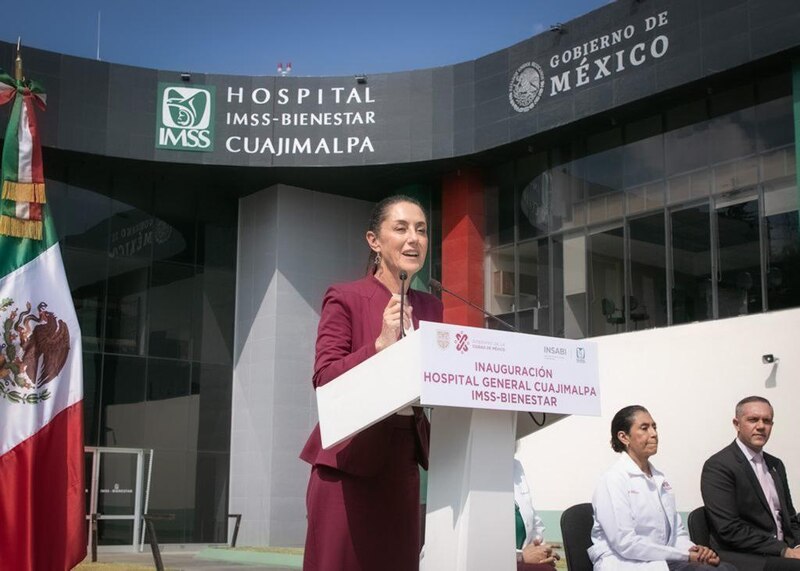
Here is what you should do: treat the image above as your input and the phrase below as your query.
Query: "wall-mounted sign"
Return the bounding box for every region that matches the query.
[156,83,216,152]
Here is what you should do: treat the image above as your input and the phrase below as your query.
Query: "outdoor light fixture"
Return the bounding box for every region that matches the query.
[180,73,191,82]
[762,354,779,364]
[355,74,367,84]
[550,23,565,33]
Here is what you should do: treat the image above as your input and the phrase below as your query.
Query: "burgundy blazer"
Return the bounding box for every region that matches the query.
[300,274,443,477]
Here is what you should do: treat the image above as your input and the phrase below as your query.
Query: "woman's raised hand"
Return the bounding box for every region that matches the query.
[375,294,413,352]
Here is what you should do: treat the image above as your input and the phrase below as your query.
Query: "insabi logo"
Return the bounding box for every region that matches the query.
[156,83,215,152]
[509,61,545,112]
[543,345,567,360]
[455,332,470,354]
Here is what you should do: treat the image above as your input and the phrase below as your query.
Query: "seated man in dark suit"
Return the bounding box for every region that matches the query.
[701,396,800,571]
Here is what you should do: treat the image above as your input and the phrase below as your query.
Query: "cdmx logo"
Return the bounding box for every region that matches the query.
[156,83,215,152]
[455,332,470,354]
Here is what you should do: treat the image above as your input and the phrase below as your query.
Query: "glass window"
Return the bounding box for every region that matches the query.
[109,176,154,263]
[708,87,757,167]
[626,181,665,216]
[670,204,713,325]
[665,100,709,177]
[628,213,668,329]
[47,157,238,546]
[153,179,197,265]
[581,128,623,198]
[100,355,146,448]
[97,521,134,546]
[485,163,515,247]
[147,358,191,402]
[146,450,191,543]
[589,227,625,337]
[83,352,103,446]
[764,181,800,310]
[549,143,587,232]
[192,363,233,452]
[487,245,515,316]
[63,248,107,353]
[62,161,112,252]
[196,191,237,270]
[104,258,148,355]
[624,116,664,189]
[61,186,111,252]
[517,152,549,240]
[756,95,793,152]
[553,233,587,339]
[517,239,549,335]
[667,170,710,204]
[716,196,763,318]
[189,452,231,542]
[148,262,196,360]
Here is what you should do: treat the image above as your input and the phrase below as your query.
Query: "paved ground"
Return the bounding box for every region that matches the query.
[82,551,295,570]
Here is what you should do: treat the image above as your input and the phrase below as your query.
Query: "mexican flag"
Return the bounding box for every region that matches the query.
[0,67,86,568]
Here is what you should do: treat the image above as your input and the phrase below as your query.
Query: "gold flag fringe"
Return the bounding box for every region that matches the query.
[0,215,43,240]
[2,181,47,203]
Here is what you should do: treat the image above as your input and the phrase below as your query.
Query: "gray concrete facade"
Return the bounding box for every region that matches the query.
[230,185,373,546]
[5,0,799,169]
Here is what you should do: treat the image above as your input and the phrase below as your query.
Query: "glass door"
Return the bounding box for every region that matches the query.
[86,447,152,549]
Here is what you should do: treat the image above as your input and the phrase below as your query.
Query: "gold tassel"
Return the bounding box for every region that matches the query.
[2,181,47,203]
[0,215,43,240]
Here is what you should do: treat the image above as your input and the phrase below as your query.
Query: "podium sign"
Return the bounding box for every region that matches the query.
[315,320,602,571]
[418,321,600,415]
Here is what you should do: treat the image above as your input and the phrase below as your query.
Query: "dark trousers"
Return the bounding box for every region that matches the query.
[764,558,800,571]
[667,563,738,571]
[716,548,800,571]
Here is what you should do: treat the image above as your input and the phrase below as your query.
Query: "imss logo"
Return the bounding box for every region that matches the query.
[156,83,215,151]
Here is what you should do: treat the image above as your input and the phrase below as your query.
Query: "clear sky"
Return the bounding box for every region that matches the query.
[2,0,610,77]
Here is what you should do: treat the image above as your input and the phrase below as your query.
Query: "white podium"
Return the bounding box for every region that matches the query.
[317,322,599,571]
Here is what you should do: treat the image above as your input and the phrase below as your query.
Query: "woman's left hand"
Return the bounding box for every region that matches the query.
[521,540,559,566]
[689,545,721,566]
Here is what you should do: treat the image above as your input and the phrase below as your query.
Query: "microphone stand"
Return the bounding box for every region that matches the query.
[428,278,519,332]
[399,271,408,338]
[430,279,546,426]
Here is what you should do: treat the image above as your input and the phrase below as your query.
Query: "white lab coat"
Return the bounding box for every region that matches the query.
[514,458,545,548]
[588,454,694,570]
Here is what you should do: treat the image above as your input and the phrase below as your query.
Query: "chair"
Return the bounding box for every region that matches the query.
[601,298,625,331]
[687,506,768,571]
[628,296,650,329]
[560,502,593,571]
[687,506,710,546]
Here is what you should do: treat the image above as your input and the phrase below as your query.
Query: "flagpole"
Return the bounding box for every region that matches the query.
[15,37,23,82]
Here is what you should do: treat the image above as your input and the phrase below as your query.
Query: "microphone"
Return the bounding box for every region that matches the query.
[399,271,408,338]
[428,278,519,332]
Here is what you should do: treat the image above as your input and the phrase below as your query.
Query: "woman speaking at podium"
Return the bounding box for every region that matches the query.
[300,195,443,571]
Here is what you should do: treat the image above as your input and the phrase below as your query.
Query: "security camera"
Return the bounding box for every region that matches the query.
[762,354,777,364]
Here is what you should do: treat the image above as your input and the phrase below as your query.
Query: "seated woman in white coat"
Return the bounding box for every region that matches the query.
[589,405,737,571]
